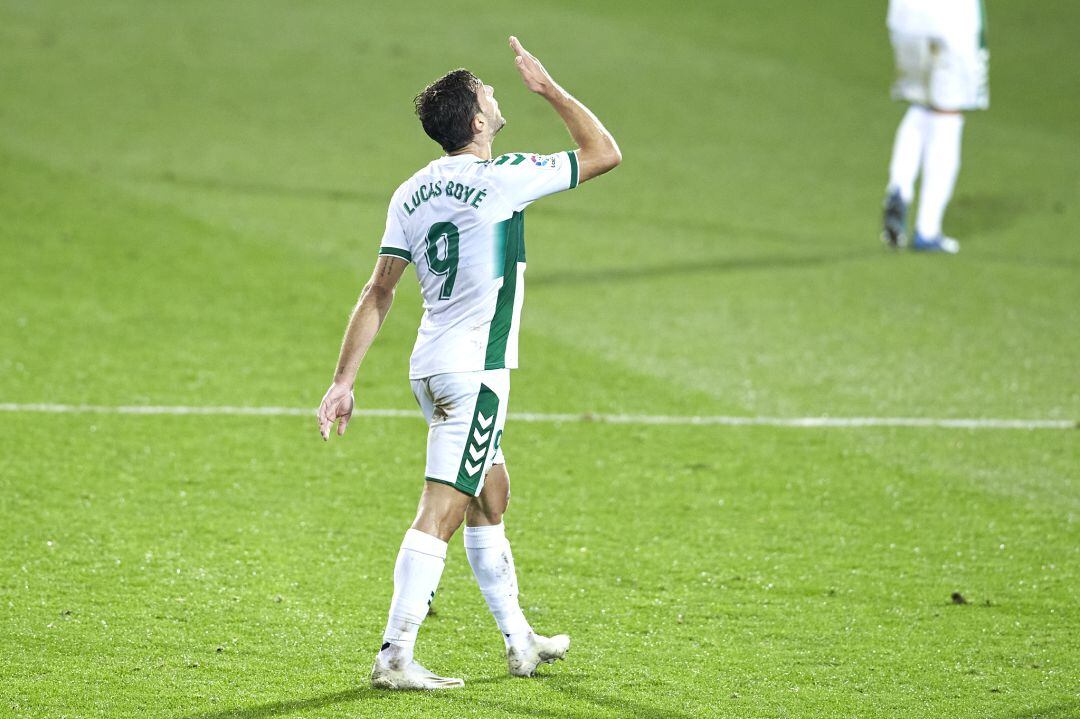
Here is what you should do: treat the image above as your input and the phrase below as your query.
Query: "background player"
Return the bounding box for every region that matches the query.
[317,36,621,690]
[882,0,989,253]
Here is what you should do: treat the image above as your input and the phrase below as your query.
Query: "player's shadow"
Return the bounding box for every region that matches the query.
[175,687,381,719]
[175,674,696,719]
[525,674,700,719]
[948,192,1029,237]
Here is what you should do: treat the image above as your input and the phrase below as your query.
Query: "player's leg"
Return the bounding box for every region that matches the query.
[888,104,928,205]
[460,373,522,646]
[372,488,469,690]
[883,33,932,247]
[884,103,928,247]
[463,451,570,676]
[464,462,531,645]
[377,482,470,666]
[466,458,510,526]
[912,34,986,253]
[913,108,963,252]
[371,376,479,690]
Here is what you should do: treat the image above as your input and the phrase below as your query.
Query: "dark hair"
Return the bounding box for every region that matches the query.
[414,69,483,153]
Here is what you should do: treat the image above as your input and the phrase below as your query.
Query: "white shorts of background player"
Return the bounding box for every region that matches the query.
[412,368,509,497]
[890,31,989,111]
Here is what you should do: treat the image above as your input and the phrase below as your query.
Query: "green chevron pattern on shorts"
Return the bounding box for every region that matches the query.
[485,211,525,369]
[455,383,500,495]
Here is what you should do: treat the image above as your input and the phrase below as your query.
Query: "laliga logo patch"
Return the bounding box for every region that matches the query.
[530,153,558,168]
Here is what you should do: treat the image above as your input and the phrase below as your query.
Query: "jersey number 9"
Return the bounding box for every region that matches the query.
[425,221,459,300]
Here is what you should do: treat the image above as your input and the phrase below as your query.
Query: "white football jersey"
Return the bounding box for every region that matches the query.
[378,150,579,379]
[888,0,985,44]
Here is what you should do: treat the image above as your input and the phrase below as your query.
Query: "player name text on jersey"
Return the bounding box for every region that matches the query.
[403,180,489,215]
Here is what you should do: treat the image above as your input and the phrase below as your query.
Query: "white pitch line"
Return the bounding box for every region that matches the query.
[0,403,1074,430]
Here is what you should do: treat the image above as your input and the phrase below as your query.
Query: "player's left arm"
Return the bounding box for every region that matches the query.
[318,255,408,440]
[510,36,621,184]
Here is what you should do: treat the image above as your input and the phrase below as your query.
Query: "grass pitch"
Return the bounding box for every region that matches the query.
[1,1,1077,718]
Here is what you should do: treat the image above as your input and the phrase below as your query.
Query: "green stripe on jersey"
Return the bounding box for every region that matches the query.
[978,0,987,48]
[567,150,579,189]
[485,212,525,369]
[379,246,412,262]
[455,383,500,495]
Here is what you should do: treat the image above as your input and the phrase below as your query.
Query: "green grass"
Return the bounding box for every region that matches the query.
[1,1,1077,717]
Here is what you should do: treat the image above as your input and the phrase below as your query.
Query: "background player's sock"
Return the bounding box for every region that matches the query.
[464,523,532,651]
[915,112,964,238]
[378,528,448,666]
[888,104,929,203]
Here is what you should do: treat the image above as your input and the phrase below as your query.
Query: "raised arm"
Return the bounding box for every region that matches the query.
[509,36,622,184]
[318,255,409,440]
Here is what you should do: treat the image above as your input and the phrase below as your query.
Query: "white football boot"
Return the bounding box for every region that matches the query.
[506,633,570,677]
[370,653,464,690]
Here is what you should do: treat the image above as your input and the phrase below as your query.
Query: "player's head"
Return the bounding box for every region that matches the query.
[414,69,505,153]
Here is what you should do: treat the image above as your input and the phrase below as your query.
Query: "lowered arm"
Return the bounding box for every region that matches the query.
[318,255,409,440]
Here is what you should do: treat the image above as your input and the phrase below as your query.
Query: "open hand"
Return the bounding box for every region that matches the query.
[318,382,355,440]
[509,36,557,96]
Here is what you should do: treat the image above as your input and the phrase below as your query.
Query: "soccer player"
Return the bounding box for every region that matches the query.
[316,36,621,690]
[882,0,989,253]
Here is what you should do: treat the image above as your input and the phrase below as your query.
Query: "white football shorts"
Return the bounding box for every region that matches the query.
[411,368,509,497]
[890,31,989,111]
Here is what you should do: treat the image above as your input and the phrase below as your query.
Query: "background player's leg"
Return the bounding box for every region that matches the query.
[915,109,964,247]
[882,104,928,247]
[888,104,928,205]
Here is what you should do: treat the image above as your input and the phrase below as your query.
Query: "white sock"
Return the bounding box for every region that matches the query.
[888,105,929,204]
[379,528,448,667]
[915,112,964,239]
[464,523,532,650]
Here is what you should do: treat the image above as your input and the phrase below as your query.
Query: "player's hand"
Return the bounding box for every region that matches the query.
[317,381,355,441]
[509,36,557,97]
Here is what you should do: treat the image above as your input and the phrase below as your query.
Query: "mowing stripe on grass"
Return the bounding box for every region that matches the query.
[0,403,1074,430]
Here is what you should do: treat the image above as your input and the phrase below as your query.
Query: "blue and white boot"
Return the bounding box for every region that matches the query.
[912,232,960,254]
